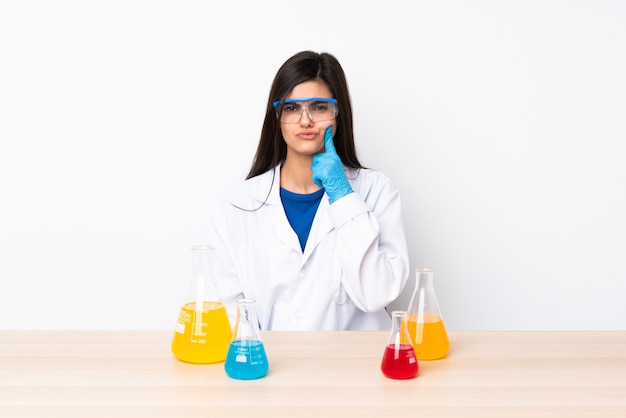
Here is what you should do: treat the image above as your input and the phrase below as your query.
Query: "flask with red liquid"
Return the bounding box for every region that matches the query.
[380,310,418,379]
[407,268,450,360]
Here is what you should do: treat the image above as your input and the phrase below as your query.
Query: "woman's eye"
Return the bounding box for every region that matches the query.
[283,105,297,113]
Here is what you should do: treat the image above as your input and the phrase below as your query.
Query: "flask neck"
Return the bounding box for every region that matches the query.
[187,245,221,304]
[234,298,262,341]
[415,268,435,290]
[388,310,412,346]
[390,310,406,331]
[408,268,443,320]
[237,300,256,323]
[192,245,214,276]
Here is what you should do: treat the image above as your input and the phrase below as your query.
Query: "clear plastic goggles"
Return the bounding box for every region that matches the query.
[273,97,338,124]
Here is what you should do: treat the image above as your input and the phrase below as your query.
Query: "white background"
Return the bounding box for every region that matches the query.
[1,0,624,330]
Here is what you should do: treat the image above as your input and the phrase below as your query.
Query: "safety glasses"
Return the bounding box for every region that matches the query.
[273,97,338,124]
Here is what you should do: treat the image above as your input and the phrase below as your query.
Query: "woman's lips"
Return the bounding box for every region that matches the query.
[298,131,318,140]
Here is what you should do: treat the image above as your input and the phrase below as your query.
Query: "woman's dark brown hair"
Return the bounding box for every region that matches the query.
[246,51,363,179]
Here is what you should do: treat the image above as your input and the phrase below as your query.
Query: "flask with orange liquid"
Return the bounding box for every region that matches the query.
[171,245,232,363]
[406,268,450,360]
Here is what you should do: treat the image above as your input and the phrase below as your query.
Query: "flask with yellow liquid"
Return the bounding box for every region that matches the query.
[406,268,450,360]
[171,245,232,363]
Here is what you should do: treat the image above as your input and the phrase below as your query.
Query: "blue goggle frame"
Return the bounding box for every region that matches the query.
[272,97,338,107]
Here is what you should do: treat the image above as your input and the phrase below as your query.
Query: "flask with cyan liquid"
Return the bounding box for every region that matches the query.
[171,245,232,364]
[381,310,419,379]
[406,268,450,360]
[224,298,269,380]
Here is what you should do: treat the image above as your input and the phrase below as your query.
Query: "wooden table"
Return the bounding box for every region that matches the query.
[1,331,625,417]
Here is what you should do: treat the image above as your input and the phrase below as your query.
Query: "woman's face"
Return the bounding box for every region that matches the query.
[280,80,337,161]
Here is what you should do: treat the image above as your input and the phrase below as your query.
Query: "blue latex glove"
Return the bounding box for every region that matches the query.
[311,126,354,203]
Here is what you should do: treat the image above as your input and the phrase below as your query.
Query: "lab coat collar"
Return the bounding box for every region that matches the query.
[251,165,282,206]
[255,165,334,260]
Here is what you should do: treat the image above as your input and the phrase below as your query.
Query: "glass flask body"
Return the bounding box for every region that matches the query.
[171,245,232,364]
[407,268,450,360]
[381,310,419,379]
[225,298,269,380]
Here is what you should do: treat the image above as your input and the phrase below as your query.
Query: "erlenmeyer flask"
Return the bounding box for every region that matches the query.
[224,298,269,380]
[381,310,418,379]
[406,268,450,360]
[171,245,232,364]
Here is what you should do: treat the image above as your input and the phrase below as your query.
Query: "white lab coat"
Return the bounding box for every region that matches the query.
[206,165,410,330]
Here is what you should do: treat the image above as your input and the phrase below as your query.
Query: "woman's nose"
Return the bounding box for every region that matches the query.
[299,109,314,126]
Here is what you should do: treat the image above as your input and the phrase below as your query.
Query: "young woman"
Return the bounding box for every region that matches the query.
[207,51,409,330]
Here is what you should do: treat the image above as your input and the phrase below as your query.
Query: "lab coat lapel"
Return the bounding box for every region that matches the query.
[260,167,302,254]
[274,206,302,254]
[302,194,333,261]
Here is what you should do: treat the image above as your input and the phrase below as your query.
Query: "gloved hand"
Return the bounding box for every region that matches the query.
[311,126,354,203]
